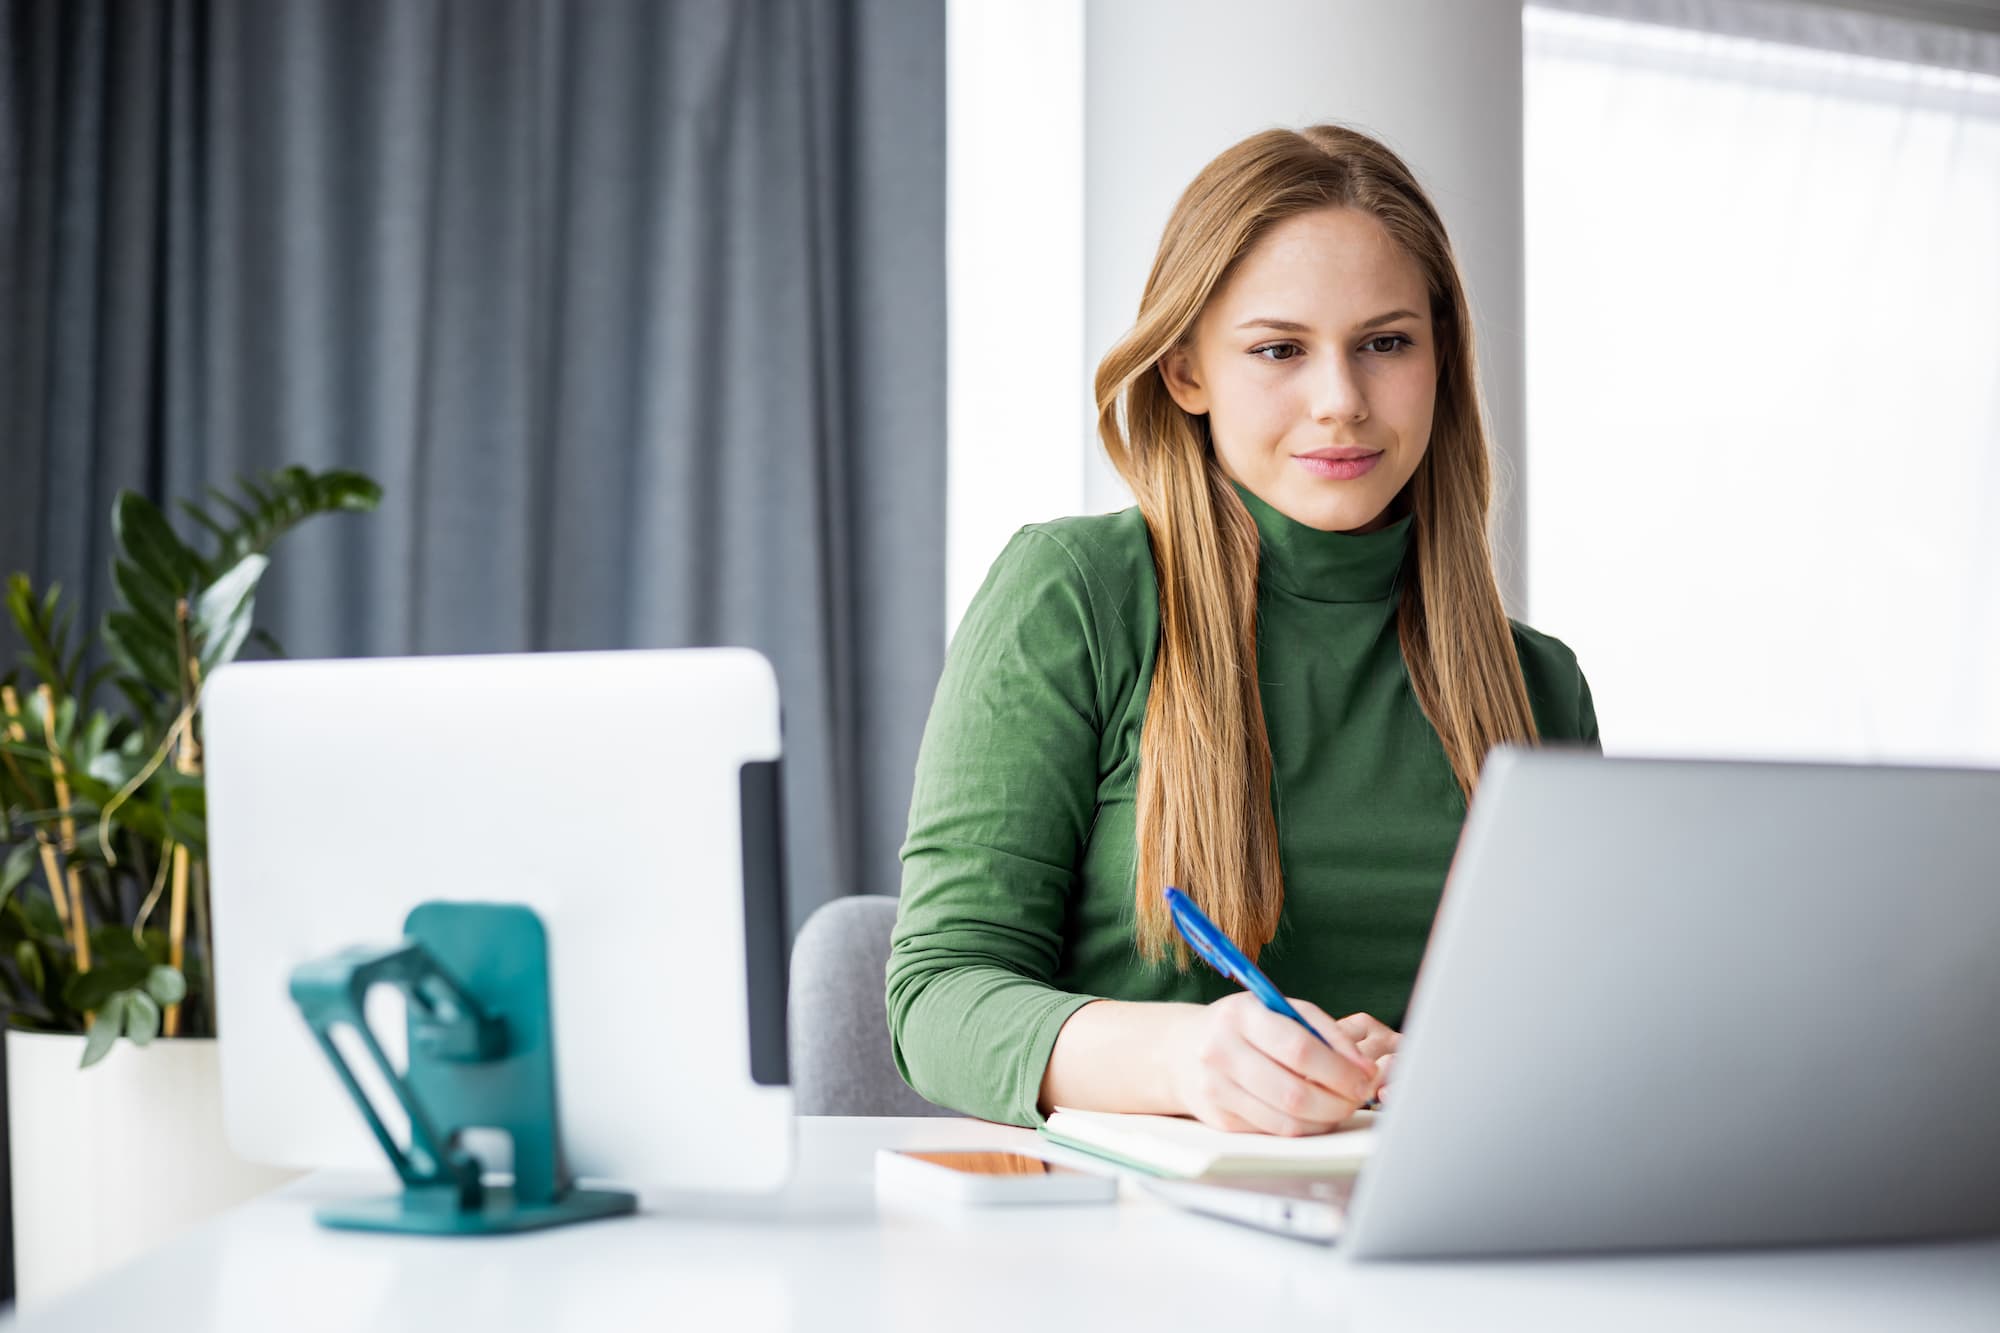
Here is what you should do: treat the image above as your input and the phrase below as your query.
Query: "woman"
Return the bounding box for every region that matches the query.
[888,124,1597,1134]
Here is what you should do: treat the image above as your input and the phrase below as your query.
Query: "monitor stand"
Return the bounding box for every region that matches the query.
[290,901,637,1235]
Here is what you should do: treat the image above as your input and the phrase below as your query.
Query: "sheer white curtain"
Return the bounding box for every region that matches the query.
[1524,2,2000,765]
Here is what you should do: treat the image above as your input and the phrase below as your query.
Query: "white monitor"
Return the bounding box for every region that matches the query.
[202,648,794,1193]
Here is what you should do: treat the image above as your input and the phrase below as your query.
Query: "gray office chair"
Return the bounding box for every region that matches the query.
[787,894,954,1116]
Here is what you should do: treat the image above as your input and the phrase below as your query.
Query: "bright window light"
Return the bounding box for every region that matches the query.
[1525,6,2000,765]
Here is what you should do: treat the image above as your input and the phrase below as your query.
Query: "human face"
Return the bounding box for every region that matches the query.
[1161,207,1438,533]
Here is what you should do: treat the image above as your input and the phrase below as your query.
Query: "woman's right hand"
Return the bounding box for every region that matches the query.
[1163,992,1379,1136]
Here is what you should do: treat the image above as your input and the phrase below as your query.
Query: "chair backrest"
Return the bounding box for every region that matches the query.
[787,895,954,1117]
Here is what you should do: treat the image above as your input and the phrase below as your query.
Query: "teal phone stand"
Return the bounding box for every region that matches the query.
[289,901,637,1235]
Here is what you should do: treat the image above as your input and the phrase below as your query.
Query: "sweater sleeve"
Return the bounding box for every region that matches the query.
[1510,620,1601,752]
[1577,664,1602,752]
[887,527,1106,1126]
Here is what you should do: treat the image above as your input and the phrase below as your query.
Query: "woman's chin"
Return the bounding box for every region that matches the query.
[1283,488,1393,534]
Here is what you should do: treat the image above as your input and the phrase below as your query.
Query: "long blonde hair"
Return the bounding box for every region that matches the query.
[1096,125,1540,966]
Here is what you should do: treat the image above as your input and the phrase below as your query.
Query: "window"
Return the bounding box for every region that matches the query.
[1525,4,2000,763]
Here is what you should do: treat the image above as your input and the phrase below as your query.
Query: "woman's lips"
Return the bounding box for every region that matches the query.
[1296,451,1382,481]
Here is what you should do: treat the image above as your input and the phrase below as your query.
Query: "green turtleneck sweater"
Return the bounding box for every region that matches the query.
[887,487,1599,1127]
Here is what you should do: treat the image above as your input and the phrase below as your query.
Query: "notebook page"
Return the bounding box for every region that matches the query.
[1047,1107,1377,1173]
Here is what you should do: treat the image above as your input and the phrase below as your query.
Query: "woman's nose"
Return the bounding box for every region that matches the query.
[1311,358,1369,425]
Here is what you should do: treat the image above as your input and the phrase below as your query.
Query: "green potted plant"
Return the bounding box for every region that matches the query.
[0,464,381,1308]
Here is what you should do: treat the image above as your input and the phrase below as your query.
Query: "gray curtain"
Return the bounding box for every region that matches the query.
[0,0,945,932]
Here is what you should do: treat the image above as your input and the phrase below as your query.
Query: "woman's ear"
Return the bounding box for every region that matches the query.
[1159,343,1210,415]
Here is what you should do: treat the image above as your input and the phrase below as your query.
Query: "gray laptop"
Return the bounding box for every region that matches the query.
[1148,749,2000,1259]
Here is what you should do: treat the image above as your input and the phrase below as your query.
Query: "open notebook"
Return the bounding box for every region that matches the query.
[1039,1107,1378,1178]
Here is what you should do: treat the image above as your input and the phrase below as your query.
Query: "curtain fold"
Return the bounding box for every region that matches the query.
[1,0,946,927]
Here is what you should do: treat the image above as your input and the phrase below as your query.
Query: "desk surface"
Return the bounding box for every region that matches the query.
[9,1116,1998,1332]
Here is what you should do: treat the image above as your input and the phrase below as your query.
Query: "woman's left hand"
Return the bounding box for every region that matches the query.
[1308,1008,1400,1106]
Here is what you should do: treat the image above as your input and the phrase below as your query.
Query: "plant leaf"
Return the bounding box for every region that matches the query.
[4,574,33,640]
[85,747,141,789]
[1,842,34,903]
[145,964,187,1006]
[195,468,383,575]
[111,676,163,736]
[87,924,149,968]
[79,663,116,713]
[104,611,184,698]
[64,942,151,1011]
[111,559,180,640]
[205,486,258,530]
[79,992,128,1067]
[193,554,269,676]
[112,493,201,595]
[238,474,274,513]
[164,814,206,859]
[176,499,235,549]
[316,469,384,513]
[75,709,113,767]
[15,940,44,995]
[0,737,52,772]
[16,886,64,938]
[124,989,161,1045]
[5,575,77,700]
[89,791,169,847]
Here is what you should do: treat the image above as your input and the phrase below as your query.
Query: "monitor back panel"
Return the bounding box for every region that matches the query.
[204,648,794,1191]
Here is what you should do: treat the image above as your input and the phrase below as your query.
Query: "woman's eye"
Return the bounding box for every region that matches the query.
[1252,343,1302,362]
[1364,335,1413,354]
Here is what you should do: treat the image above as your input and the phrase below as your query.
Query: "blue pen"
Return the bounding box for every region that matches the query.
[1163,886,1330,1044]
[1164,885,1379,1104]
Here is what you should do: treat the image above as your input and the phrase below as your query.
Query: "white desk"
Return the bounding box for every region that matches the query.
[8,1116,1997,1332]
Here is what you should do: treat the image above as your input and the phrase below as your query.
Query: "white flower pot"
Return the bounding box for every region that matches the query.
[6,1030,300,1311]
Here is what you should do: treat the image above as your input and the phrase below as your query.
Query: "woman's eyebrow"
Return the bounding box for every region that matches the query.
[1235,309,1422,334]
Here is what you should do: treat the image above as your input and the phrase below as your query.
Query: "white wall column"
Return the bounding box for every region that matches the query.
[945,0,1087,636]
